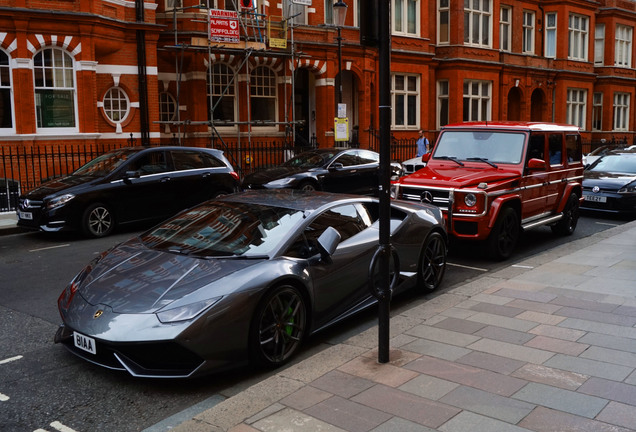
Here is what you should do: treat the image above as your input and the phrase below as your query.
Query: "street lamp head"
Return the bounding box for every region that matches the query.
[334,0,348,28]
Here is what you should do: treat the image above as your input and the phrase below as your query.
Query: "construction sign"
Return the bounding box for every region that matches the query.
[209,9,240,43]
[268,16,287,49]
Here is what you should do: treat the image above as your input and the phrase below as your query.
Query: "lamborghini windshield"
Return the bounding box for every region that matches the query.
[141,201,305,257]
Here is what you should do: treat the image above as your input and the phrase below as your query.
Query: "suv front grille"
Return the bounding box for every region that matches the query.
[400,186,451,211]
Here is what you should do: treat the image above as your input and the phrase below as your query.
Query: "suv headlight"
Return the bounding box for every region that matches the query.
[47,193,75,210]
[464,193,477,207]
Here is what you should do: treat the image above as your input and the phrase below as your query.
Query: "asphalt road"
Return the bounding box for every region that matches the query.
[0,212,631,432]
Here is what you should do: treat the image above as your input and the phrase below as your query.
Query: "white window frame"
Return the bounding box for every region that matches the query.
[463,80,491,121]
[500,5,511,52]
[566,88,587,129]
[437,80,449,129]
[393,0,419,36]
[208,63,237,129]
[464,0,491,48]
[0,49,14,133]
[33,47,78,134]
[522,11,535,54]
[594,24,605,65]
[103,87,130,125]
[250,66,278,128]
[592,92,603,131]
[391,73,420,129]
[283,0,305,25]
[165,0,181,11]
[568,14,589,61]
[615,24,632,68]
[613,92,630,131]
[159,92,177,123]
[545,12,557,58]
[438,0,450,44]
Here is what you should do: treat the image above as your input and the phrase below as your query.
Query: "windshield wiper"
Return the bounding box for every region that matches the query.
[435,156,464,166]
[466,157,498,168]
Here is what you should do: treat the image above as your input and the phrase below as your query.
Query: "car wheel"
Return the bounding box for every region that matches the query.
[487,207,519,260]
[298,181,317,192]
[551,193,580,236]
[250,285,307,368]
[81,203,114,238]
[417,231,447,291]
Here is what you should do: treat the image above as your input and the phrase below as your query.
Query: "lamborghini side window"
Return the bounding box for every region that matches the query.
[284,204,371,258]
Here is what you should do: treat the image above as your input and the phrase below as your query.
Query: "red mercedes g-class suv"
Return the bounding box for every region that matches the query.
[392,122,584,260]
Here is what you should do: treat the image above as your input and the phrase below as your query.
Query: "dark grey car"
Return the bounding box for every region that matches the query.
[54,189,447,378]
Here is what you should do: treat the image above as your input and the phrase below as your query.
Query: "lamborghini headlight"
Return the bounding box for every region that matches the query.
[156,297,222,323]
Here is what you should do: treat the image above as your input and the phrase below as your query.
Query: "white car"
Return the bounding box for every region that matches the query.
[401,156,426,175]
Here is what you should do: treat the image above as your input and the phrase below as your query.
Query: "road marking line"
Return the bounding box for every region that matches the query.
[512,264,535,269]
[51,422,79,432]
[0,393,9,401]
[33,429,48,432]
[447,262,488,272]
[596,222,620,227]
[0,355,23,365]
[29,244,70,252]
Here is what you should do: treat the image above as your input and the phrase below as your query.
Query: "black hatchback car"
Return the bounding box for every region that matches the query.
[242,148,400,195]
[581,150,636,215]
[17,146,239,237]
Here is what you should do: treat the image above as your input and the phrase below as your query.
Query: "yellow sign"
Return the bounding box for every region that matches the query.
[334,117,349,142]
[268,16,287,49]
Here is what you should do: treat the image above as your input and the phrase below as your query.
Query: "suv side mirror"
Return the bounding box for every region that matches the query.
[527,158,546,170]
[422,153,431,163]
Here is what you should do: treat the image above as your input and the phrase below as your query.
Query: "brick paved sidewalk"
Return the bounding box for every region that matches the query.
[170,220,636,432]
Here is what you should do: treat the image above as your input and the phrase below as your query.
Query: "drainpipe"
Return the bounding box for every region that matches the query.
[136,0,150,146]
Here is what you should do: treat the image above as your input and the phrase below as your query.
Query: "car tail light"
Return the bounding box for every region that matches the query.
[230,171,240,181]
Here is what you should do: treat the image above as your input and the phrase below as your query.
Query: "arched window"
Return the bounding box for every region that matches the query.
[208,63,236,126]
[159,92,177,122]
[103,87,130,123]
[250,66,277,124]
[0,50,12,130]
[33,48,76,130]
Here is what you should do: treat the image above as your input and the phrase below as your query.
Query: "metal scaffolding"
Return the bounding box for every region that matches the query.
[158,0,304,154]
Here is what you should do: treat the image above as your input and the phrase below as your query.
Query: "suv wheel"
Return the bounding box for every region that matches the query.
[551,193,580,236]
[487,207,519,260]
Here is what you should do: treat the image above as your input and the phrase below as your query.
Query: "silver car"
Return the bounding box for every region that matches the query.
[55,190,447,378]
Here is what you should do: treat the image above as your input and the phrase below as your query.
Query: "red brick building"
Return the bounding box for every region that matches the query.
[1,0,636,172]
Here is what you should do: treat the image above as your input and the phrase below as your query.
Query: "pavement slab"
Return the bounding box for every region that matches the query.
[351,384,461,429]
[518,406,633,432]
[510,364,588,391]
[512,382,608,419]
[438,385,535,423]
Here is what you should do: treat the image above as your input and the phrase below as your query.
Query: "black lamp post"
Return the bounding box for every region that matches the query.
[334,0,348,105]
